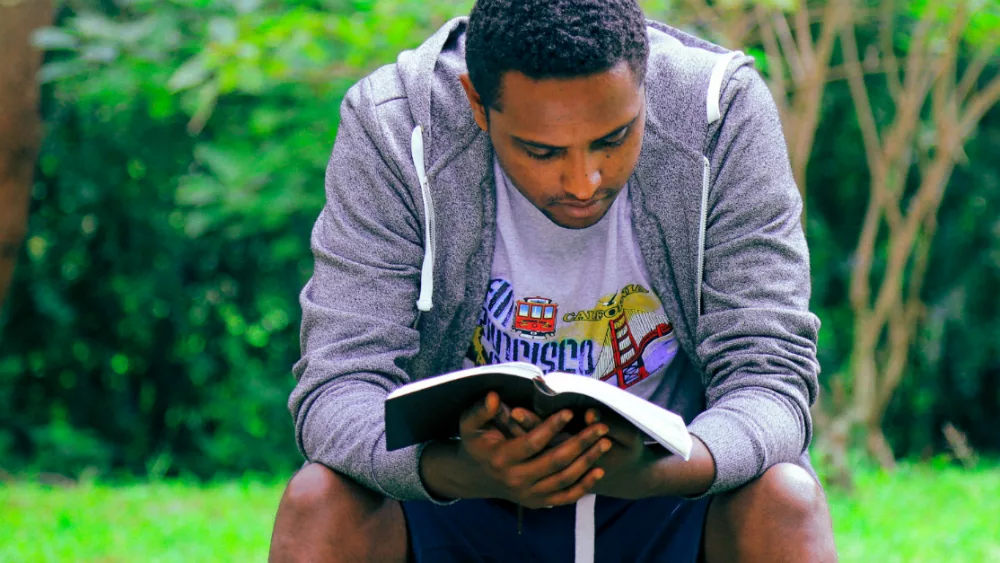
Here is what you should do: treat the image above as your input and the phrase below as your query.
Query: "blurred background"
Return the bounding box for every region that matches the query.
[1,0,998,561]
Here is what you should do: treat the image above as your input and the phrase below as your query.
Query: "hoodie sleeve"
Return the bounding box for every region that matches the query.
[289,79,443,502]
[686,64,821,495]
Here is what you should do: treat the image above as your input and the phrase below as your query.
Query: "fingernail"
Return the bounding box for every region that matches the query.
[597,425,609,437]
[512,411,524,424]
[562,411,573,423]
[595,469,605,480]
[600,440,611,453]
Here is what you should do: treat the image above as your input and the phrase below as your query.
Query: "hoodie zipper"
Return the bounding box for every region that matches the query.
[697,156,710,318]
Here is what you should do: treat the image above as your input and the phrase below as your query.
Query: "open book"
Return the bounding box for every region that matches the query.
[385,362,692,460]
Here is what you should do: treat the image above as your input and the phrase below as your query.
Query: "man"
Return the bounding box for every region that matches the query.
[270,0,837,561]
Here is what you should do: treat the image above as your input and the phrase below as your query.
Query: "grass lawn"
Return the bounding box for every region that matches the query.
[2,463,998,562]
[828,463,1000,562]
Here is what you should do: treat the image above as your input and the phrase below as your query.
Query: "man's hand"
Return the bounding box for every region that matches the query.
[583,409,659,498]
[420,392,611,508]
[512,407,659,499]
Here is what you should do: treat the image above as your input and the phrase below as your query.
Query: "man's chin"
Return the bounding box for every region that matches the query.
[543,202,613,229]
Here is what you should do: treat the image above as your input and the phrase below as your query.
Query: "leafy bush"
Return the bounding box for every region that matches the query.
[0,0,471,478]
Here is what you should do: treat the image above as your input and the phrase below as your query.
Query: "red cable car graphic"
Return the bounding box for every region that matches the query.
[513,297,558,339]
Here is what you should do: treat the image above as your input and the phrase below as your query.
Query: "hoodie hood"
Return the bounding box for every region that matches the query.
[397,19,478,173]
[393,16,756,320]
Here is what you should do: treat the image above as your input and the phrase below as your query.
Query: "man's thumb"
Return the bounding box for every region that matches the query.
[461,391,500,431]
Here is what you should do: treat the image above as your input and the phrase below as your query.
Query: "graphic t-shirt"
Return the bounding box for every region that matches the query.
[465,159,685,405]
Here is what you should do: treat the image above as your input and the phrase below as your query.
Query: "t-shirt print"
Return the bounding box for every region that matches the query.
[467,279,679,390]
[463,158,681,400]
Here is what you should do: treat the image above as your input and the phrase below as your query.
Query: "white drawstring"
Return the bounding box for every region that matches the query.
[574,494,597,563]
[700,51,742,316]
[411,125,435,312]
[697,156,710,317]
[706,51,740,123]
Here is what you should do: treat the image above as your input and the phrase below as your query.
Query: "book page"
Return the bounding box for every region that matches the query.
[386,361,540,399]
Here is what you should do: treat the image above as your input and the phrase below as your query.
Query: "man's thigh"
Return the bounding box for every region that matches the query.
[402,495,709,563]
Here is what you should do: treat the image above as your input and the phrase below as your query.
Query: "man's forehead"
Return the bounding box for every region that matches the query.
[492,63,644,144]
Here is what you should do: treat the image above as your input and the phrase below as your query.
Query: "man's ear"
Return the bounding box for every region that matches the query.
[459,74,489,132]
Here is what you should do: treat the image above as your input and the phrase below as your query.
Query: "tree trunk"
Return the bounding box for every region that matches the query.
[0,0,54,312]
[866,425,897,470]
[812,399,855,491]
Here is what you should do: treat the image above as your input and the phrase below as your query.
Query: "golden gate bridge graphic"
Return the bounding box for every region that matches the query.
[593,309,673,389]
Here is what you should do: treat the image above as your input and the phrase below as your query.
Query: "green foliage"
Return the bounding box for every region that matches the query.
[0,0,471,478]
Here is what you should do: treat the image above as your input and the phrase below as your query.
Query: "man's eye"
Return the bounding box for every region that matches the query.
[525,148,557,160]
[600,128,630,148]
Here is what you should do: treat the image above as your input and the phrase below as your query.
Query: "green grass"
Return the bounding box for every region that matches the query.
[2,463,998,562]
[1,479,281,563]
[828,463,1000,563]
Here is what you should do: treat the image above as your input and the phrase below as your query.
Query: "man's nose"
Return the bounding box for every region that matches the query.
[561,152,602,200]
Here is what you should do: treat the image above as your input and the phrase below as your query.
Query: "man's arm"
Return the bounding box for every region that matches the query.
[289,77,435,502]
[688,62,820,496]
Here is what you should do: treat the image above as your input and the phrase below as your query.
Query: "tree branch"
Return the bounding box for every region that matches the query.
[900,8,935,101]
[960,73,1000,139]
[840,21,883,172]
[879,0,904,98]
[870,140,958,335]
[756,6,789,112]
[813,0,845,67]
[827,64,889,82]
[793,3,816,75]
[774,11,805,83]
[956,39,999,107]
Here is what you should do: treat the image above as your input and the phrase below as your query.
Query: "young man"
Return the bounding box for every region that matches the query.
[270,0,837,561]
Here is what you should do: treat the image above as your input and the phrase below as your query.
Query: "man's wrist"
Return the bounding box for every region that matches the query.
[647,436,716,498]
[418,440,481,501]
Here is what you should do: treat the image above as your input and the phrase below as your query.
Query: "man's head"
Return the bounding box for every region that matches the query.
[462,0,650,229]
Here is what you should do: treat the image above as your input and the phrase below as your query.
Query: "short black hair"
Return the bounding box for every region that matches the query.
[466,0,650,111]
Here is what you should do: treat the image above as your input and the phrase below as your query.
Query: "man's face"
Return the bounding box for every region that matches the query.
[461,62,646,229]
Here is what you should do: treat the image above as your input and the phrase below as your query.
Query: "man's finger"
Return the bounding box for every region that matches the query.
[511,407,543,431]
[496,409,573,465]
[520,422,607,478]
[541,467,605,507]
[592,409,642,446]
[493,401,526,438]
[529,437,611,495]
[459,392,501,435]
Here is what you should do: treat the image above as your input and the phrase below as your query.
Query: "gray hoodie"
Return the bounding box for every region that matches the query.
[290,17,820,503]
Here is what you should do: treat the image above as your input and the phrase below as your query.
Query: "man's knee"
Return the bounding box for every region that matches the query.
[712,462,830,533]
[705,463,836,562]
[270,464,407,563]
[752,462,827,523]
[281,462,385,517]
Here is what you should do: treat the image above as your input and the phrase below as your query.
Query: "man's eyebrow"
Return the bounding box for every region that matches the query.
[511,114,641,150]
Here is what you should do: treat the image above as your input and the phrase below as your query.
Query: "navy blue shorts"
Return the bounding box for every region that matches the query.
[402,495,710,563]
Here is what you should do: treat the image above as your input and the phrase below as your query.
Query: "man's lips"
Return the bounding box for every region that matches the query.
[557,199,603,208]
[553,197,607,219]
